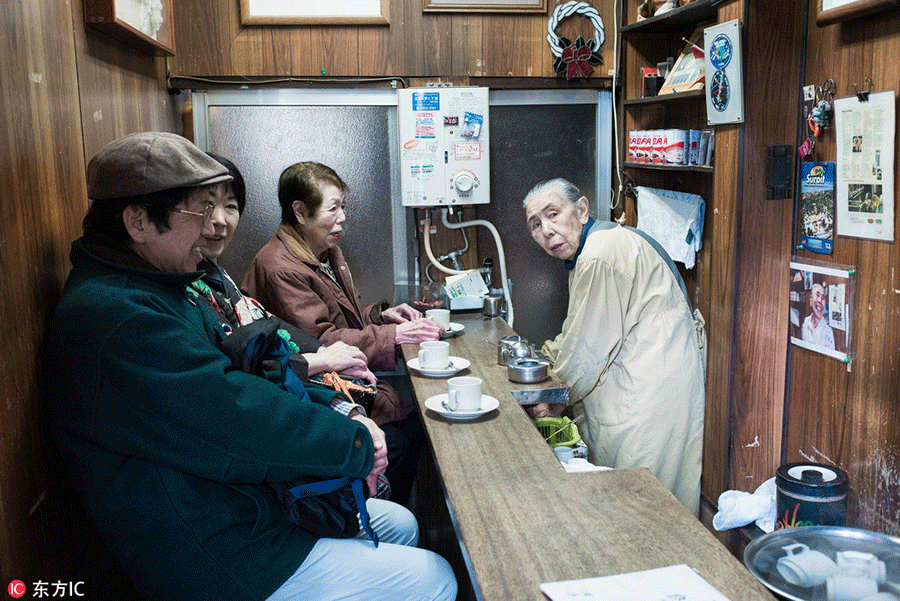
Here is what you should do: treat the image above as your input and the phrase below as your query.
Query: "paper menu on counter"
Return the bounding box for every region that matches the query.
[443,270,488,300]
[540,564,731,601]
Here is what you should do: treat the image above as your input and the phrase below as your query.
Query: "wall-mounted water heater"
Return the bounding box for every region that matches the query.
[398,87,490,207]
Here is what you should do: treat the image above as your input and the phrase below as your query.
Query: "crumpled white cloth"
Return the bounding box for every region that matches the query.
[636,186,706,269]
[712,477,776,532]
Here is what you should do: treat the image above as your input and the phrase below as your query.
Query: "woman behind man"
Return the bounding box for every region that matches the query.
[197,154,376,387]
[243,162,442,507]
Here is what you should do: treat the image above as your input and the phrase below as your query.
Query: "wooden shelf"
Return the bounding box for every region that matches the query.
[620,0,718,34]
[84,0,175,55]
[624,161,714,173]
[623,89,705,106]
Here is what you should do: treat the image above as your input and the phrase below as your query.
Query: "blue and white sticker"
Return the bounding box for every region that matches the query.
[709,33,733,70]
[710,70,730,112]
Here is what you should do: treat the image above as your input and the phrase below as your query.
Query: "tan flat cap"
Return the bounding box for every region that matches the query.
[87,132,232,200]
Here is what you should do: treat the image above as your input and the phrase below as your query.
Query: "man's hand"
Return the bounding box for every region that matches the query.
[525,402,567,419]
[350,413,388,496]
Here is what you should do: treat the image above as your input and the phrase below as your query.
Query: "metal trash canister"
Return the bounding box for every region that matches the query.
[775,462,848,529]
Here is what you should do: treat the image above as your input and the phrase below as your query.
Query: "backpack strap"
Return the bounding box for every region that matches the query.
[288,477,379,547]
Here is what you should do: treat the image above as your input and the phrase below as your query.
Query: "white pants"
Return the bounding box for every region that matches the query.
[266,499,457,601]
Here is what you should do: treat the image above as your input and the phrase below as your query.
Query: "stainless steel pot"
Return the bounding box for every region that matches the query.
[483,295,503,317]
[497,336,531,365]
[507,357,550,383]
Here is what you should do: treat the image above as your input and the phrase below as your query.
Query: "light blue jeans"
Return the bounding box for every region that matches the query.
[266,499,457,601]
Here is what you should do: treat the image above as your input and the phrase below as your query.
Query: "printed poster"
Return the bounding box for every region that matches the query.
[834,90,895,242]
[799,162,835,254]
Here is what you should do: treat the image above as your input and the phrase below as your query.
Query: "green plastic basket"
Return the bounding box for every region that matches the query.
[533,416,581,448]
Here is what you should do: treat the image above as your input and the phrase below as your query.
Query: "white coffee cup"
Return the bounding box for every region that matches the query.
[445,376,482,412]
[776,543,840,588]
[418,340,450,370]
[425,308,451,330]
[836,551,887,583]
[826,574,879,601]
[553,446,574,463]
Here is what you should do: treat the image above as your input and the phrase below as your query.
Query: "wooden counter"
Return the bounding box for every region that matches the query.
[400,313,774,601]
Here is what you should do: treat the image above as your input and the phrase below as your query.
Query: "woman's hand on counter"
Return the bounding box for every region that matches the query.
[394,317,443,345]
[526,402,567,419]
[381,303,422,323]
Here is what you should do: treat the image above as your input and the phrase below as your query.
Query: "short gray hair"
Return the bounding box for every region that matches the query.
[523,178,582,208]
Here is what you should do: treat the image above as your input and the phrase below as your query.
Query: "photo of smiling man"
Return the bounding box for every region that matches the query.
[789,261,853,361]
[802,282,835,350]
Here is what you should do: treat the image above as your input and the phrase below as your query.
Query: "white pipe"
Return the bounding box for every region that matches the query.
[422,214,464,277]
[440,209,514,328]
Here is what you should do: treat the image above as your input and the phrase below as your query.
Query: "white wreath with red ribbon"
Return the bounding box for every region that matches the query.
[547,1,605,80]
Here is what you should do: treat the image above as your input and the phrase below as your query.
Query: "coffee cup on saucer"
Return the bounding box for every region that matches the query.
[425,308,451,331]
[445,376,482,412]
[418,340,450,370]
[776,543,840,588]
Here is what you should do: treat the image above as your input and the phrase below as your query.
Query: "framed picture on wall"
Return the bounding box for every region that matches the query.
[240,0,390,24]
[817,0,899,26]
[423,0,548,12]
[788,257,855,363]
[83,0,175,55]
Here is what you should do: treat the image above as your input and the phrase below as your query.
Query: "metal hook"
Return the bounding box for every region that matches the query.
[853,77,873,102]
[619,169,637,197]
[821,78,835,99]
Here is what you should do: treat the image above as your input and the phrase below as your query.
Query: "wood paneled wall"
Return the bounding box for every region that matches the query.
[171,0,615,81]
[728,0,804,494]
[1,0,178,593]
[790,10,900,534]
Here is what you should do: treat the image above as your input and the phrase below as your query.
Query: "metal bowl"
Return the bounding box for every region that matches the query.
[507,357,550,383]
[743,526,900,601]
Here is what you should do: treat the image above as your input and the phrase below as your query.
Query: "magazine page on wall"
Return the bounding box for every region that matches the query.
[834,90,895,242]
[788,257,855,363]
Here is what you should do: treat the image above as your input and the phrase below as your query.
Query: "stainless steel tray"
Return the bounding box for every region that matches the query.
[743,526,900,601]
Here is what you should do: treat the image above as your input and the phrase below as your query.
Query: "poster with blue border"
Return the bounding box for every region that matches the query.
[800,162,835,254]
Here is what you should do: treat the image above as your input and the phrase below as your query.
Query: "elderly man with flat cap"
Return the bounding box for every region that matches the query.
[48,132,456,601]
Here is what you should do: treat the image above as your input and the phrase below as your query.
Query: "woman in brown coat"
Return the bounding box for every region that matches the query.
[243,162,442,506]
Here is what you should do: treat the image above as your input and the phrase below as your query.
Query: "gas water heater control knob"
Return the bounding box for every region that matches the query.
[453,172,474,195]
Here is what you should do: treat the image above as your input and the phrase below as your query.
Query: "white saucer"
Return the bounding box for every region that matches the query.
[424,394,499,420]
[407,356,470,378]
[441,322,465,339]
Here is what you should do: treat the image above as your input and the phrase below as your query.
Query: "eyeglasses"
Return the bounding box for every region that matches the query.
[171,202,215,223]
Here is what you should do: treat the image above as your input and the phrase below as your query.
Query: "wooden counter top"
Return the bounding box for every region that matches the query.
[400,313,773,601]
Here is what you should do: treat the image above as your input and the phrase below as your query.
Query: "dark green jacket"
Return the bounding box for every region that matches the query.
[49,238,374,601]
